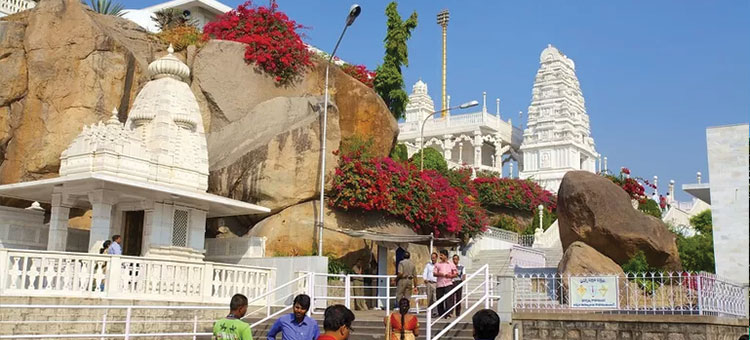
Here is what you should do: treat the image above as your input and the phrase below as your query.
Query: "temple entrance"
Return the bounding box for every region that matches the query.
[122,210,144,256]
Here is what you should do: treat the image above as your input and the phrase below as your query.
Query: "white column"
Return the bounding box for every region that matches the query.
[474,131,483,167]
[696,171,702,184]
[509,162,514,179]
[88,190,118,252]
[48,190,71,251]
[496,98,500,117]
[443,135,453,161]
[603,156,608,172]
[482,92,487,114]
[142,202,171,255]
[188,209,207,251]
[495,150,504,176]
[458,142,464,164]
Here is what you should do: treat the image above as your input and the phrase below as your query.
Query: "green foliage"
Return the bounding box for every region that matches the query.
[638,199,662,218]
[409,148,447,174]
[373,2,417,120]
[622,250,657,273]
[476,170,501,178]
[492,215,518,233]
[152,8,199,31]
[530,207,556,231]
[328,255,351,275]
[689,209,712,234]
[340,136,376,161]
[675,209,714,273]
[83,0,125,16]
[390,143,408,162]
[156,25,203,51]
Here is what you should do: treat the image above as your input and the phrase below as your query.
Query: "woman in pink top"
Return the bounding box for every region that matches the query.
[433,249,457,319]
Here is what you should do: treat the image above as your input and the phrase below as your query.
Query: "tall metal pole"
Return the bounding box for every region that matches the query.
[437,10,449,117]
[318,20,353,257]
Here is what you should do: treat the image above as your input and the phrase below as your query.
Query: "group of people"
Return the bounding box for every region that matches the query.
[213,293,502,340]
[394,249,466,319]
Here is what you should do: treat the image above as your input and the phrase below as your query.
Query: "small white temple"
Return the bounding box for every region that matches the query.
[0,45,269,260]
[398,80,523,175]
[519,45,599,192]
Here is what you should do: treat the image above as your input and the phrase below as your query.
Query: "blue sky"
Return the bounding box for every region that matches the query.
[133,0,749,201]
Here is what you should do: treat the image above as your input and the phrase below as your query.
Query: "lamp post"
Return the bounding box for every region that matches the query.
[318,4,361,257]
[420,100,479,171]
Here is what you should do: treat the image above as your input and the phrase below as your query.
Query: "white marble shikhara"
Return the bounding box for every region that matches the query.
[519,44,599,192]
[60,46,209,192]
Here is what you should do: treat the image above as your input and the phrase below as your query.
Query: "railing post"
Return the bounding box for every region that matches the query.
[192,313,198,340]
[202,262,214,302]
[307,272,315,315]
[0,249,8,294]
[426,310,432,340]
[344,275,351,309]
[100,313,107,340]
[484,265,490,309]
[106,256,122,298]
[124,307,132,340]
[696,273,703,315]
[385,277,391,316]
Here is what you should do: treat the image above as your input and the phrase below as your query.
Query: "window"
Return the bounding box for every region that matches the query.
[172,209,189,247]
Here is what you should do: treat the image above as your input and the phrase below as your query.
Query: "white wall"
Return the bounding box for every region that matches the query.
[706,124,749,287]
[0,205,88,252]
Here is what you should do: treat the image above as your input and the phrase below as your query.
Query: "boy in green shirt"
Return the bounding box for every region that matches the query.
[213,294,253,340]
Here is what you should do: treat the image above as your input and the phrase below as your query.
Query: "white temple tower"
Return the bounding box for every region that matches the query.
[404,79,436,123]
[519,45,598,192]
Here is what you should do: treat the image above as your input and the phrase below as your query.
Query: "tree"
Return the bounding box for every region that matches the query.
[83,0,125,16]
[390,143,408,162]
[677,209,714,272]
[409,148,447,174]
[373,2,417,120]
[152,8,198,31]
[638,199,662,218]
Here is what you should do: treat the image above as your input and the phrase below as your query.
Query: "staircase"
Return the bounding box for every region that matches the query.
[540,245,564,268]
[247,311,475,340]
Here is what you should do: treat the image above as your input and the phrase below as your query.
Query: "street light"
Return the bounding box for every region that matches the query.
[318,4,361,257]
[420,100,479,171]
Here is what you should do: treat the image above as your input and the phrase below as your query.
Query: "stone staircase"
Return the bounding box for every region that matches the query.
[248,311,475,340]
[539,245,564,268]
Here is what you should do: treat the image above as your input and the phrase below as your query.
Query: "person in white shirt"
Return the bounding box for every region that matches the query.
[107,235,122,255]
[422,252,438,316]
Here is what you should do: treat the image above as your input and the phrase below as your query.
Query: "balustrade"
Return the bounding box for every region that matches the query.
[0,248,274,303]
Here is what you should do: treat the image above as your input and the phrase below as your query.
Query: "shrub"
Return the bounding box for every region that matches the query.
[203,1,313,85]
[340,63,376,88]
[677,209,714,273]
[492,215,519,233]
[329,144,487,240]
[156,25,203,51]
[530,207,557,231]
[622,250,661,294]
[390,143,408,162]
[473,177,557,212]
[689,209,712,234]
[638,199,662,218]
[409,148,448,174]
[601,167,656,203]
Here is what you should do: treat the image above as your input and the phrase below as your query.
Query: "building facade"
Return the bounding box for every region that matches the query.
[0,0,34,17]
[519,45,599,192]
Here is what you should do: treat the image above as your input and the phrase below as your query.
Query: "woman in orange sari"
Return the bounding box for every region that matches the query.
[385,298,419,340]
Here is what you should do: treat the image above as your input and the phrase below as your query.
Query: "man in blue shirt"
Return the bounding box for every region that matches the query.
[267,294,319,340]
[107,235,122,255]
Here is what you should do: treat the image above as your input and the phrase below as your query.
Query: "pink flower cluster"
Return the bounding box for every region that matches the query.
[473,177,557,212]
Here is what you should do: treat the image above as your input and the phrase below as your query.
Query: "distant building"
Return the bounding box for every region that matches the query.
[519,45,599,192]
[0,0,35,17]
[122,0,231,33]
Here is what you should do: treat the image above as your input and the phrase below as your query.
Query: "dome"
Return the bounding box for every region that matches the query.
[540,44,562,63]
[412,79,428,94]
[148,45,190,81]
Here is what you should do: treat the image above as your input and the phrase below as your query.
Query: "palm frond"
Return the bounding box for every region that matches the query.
[83,0,125,17]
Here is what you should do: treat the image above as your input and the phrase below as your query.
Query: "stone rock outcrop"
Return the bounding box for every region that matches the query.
[558,241,624,277]
[207,96,339,213]
[0,0,161,187]
[246,200,430,274]
[558,171,681,270]
[195,40,398,213]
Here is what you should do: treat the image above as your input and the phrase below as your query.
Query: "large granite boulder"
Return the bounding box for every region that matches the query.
[558,241,624,277]
[558,171,682,270]
[0,0,160,186]
[246,200,431,274]
[194,40,398,213]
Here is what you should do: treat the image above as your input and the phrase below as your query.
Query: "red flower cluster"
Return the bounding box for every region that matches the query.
[602,167,653,203]
[473,177,557,212]
[203,1,313,84]
[328,149,487,239]
[340,64,376,88]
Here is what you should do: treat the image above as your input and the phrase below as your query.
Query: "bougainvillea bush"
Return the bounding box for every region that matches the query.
[602,167,656,203]
[203,1,312,84]
[340,64,376,88]
[473,177,557,213]
[328,147,487,240]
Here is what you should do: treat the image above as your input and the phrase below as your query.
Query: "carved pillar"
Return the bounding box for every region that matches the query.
[473,131,483,167]
[88,190,119,252]
[443,135,454,161]
[48,187,71,251]
[458,142,464,164]
[495,150,504,177]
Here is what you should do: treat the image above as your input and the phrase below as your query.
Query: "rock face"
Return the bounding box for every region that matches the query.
[0,0,161,187]
[557,171,682,270]
[194,40,398,213]
[246,200,431,273]
[558,241,624,277]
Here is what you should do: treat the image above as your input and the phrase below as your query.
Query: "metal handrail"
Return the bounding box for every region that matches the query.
[425,264,490,340]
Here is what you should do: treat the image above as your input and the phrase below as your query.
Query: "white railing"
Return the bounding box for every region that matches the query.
[509,245,546,268]
[0,0,35,15]
[485,227,520,243]
[0,248,275,304]
[426,264,490,340]
[247,271,313,328]
[519,235,535,247]
[513,271,747,318]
